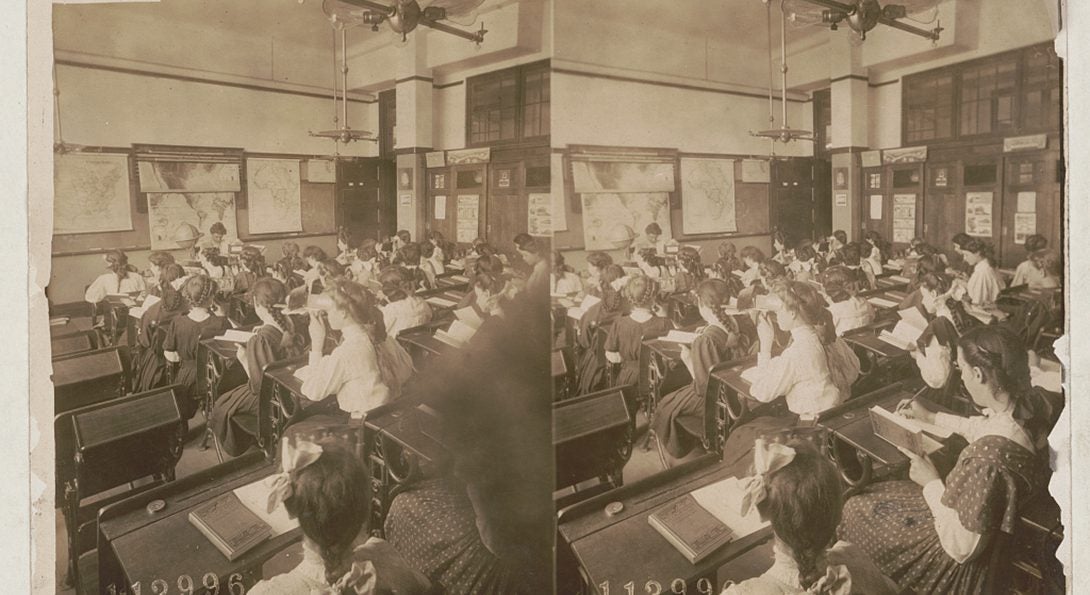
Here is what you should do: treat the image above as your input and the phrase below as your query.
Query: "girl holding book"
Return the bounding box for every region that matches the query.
[575,264,626,395]
[838,326,1057,593]
[132,263,188,393]
[721,439,898,594]
[249,440,431,594]
[821,266,875,337]
[605,275,673,389]
[653,279,747,466]
[379,266,433,338]
[84,249,147,303]
[907,271,979,390]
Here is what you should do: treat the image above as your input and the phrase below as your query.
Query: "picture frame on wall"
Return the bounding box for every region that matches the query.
[933,167,948,187]
[833,167,849,190]
[398,168,413,190]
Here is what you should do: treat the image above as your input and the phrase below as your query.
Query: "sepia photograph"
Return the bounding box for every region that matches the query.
[24,0,1075,593]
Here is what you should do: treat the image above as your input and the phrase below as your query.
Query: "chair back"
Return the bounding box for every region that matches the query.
[554,385,635,496]
[53,346,131,414]
[51,331,97,357]
[257,355,310,459]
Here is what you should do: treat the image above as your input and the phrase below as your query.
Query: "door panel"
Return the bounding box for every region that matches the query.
[338,158,389,242]
[1001,150,1061,268]
[424,168,456,244]
[772,158,816,243]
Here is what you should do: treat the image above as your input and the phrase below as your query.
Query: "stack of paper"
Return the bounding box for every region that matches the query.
[49,317,70,326]
[566,294,602,320]
[215,329,257,343]
[889,275,911,284]
[434,320,478,349]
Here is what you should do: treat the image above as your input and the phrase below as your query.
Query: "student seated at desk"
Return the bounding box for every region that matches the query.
[314,258,347,295]
[1011,248,1060,291]
[839,243,875,291]
[822,266,875,336]
[788,240,822,284]
[960,238,1003,309]
[249,440,431,595]
[349,240,382,286]
[470,271,509,321]
[379,267,433,338]
[738,246,766,289]
[551,251,583,295]
[721,439,898,595]
[163,275,229,419]
[653,279,748,465]
[839,326,1058,593]
[824,230,848,266]
[84,249,147,303]
[279,242,307,274]
[144,251,175,297]
[721,281,859,468]
[862,231,888,274]
[212,278,307,456]
[514,233,549,294]
[771,231,793,266]
[420,241,444,281]
[739,260,788,309]
[605,275,673,388]
[713,242,743,278]
[302,246,329,293]
[335,228,357,266]
[272,260,306,292]
[1010,234,1049,287]
[233,245,266,298]
[198,246,228,280]
[303,280,414,418]
[673,246,706,295]
[582,251,614,296]
[575,266,626,395]
[896,253,945,311]
[396,243,435,291]
[907,272,979,390]
[133,264,188,392]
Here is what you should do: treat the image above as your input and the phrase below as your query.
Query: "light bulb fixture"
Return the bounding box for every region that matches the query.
[803,0,941,41]
[751,0,814,146]
[309,23,377,148]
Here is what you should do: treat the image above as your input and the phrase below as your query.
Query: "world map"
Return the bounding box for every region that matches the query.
[53,153,133,234]
[581,193,672,251]
[247,158,302,234]
[680,157,737,235]
[148,192,238,250]
[570,161,676,193]
[137,161,240,193]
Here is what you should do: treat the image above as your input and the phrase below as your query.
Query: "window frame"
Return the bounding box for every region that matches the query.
[465,59,550,148]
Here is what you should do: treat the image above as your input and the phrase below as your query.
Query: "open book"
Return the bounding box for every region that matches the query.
[566,294,601,320]
[434,320,478,349]
[454,306,485,330]
[869,405,944,457]
[215,329,257,343]
[877,307,929,351]
[648,476,770,564]
[128,293,161,319]
[659,330,700,345]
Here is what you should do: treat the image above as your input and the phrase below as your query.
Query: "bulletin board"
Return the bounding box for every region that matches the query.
[552,147,772,250]
[52,146,338,256]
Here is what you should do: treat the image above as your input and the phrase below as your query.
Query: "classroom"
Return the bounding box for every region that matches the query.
[45,1,552,594]
[550,0,1065,594]
[41,0,1069,593]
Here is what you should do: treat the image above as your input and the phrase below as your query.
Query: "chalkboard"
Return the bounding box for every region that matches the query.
[552,150,771,250]
[52,149,338,256]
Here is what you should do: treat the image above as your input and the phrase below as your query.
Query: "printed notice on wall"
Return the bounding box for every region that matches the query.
[1014,213,1037,244]
[1017,191,1037,213]
[456,194,480,243]
[434,195,447,220]
[869,194,883,220]
[527,193,552,236]
[835,193,848,207]
[892,194,917,244]
[965,192,993,237]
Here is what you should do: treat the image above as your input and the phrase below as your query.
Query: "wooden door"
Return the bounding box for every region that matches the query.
[424,167,456,244]
[960,155,1002,252]
[1000,150,1062,268]
[772,158,816,243]
[923,161,961,250]
[886,164,924,252]
[450,164,487,246]
[337,158,389,242]
[812,158,832,239]
[861,167,886,240]
[487,160,529,250]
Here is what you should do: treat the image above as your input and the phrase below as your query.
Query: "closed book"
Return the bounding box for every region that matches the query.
[648,493,734,564]
[869,406,943,458]
[188,492,272,561]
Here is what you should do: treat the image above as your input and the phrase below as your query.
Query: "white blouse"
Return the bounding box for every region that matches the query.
[381,297,433,338]
[1011,259,1046,288]
[923,409,1035,563]
[85,271,147,303]
[827,297,875,336]
[302,326,391,417]
[750,325,845,417]
[551,271,583,295]
[910,308,957,390]
[966,259,1002,307]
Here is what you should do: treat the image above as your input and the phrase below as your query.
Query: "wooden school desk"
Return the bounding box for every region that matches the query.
[422,289,468,316]
[258,358,330,457]
[818,382,961,494]
[50,315,96,339]
[96,451,293,595]
[557,453,774,594]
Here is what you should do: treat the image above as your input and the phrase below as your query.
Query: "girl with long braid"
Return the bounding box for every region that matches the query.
[163,274,229,419]
[839,326,1058,592]
[673,246,707,295]
[653,279,748,465]
[132,263,188,393]
[233,245,267,297]
[301,279,414,418]
[907,270,979,390]
[575,264,626,394]
[84,248,147,303]
[211,277,307,456]
[604,275,673,389]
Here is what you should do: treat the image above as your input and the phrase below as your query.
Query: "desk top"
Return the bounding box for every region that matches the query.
[99,453,296,590]
[709,355,759,399]
[50,316,95,338]
[265,360,308,396]
[842,331,909,360]
[200,338,240,361]
[559,454,773,590]
[398,331,455,357]
[819,387,925,468]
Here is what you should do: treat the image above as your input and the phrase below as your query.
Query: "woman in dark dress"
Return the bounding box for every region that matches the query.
[575,264,625,395]
[604,275,672,389]
[163,274,229,420]
[652,278,746,465]
[211,277,305,456]
[133,263,187,393]
[838,326,1058,593]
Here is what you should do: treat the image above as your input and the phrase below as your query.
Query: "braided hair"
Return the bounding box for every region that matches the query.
[240,246,267,276]
[181,274,218,309]
[958,326,1055,447]
[598,264,625,313]
[158,264,186,312]
[251,277,303,355]
[282,444,371,592]
[756,439,843,591]
[676,246,706,281]
[695,278,744,355]
[105,249,136,285]
[623,274,659,310]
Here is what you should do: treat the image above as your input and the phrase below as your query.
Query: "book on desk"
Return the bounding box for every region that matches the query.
[648,476,769,564]
[188,491,273,561]
[877,307,928,351]
[869,406,947,458]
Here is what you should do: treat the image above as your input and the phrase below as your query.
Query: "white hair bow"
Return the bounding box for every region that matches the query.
[265,437,324,513]
[309,561,378,595]
[738,438,797,517]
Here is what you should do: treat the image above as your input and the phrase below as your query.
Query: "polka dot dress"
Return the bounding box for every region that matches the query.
[838,435,1040,593]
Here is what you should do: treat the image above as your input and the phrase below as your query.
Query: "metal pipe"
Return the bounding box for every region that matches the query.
[877,15,941,40]
[341,27,349,130]
[794,0,855,12]
[780,0,788,132]
[338,0,396,15]
[331,27,339,126]
[421,18,487,42]
[766,0,774,127]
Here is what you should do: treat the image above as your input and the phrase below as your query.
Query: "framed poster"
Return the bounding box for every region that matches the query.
[964,192,993,237]
[833,167,849,190]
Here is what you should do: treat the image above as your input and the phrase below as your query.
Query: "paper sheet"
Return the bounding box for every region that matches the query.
[1017,191,1037,213]
[690,476,770,537]
[869,195,883,220]
[435,195,447,220]
[233,476,300,537]
[215,330,256,343]
[660,330,699,344]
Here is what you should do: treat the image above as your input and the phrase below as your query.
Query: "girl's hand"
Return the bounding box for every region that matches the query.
[905,340,918,352]
[756,313,774,347]
[900,448,941,486]
[308,310,327,350]
[235,343,247,362]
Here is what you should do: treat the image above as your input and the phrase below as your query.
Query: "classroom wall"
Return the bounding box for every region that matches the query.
[47,235,339,306]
